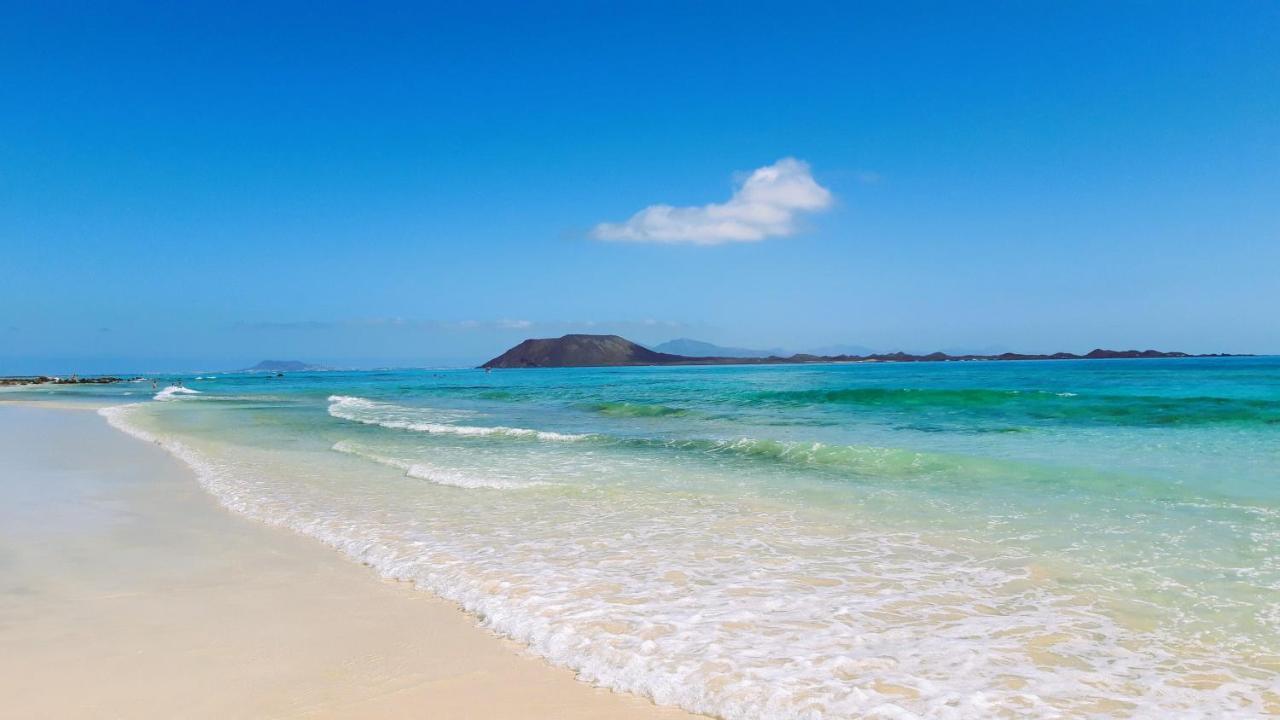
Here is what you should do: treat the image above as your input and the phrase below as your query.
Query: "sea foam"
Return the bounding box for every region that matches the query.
[331,440,551,490]
[327,395,590,441]
[154,385,201,401]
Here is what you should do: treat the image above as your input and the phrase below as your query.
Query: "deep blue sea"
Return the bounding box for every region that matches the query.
[12,357,1280,718]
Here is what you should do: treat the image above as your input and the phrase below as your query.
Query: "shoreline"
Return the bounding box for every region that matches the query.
[0,402,702,719]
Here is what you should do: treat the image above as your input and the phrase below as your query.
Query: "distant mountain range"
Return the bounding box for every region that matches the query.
[654,339,886,358]
[244,360,327,372]
[805,343,878,357]
[482,334,1242,369]
[650,338,788,359]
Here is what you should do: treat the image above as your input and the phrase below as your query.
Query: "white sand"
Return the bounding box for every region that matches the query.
[0,404,702,719]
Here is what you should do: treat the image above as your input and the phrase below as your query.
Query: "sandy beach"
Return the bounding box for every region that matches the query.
[0,403,700,720]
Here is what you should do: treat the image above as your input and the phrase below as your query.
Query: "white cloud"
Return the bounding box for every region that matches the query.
[591,157,832,245]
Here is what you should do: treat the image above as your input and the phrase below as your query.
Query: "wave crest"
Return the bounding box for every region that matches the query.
[584,401,688,418]
[326,395,590,441]
[154,386,201,401]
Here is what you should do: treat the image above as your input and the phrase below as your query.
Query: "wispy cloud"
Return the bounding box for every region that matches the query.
[591,157,832,245]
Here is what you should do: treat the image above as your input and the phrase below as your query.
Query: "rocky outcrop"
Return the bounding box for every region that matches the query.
[0,376,133,386]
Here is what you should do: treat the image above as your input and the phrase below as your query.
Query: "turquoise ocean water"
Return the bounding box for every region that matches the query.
[12,357,1280,718]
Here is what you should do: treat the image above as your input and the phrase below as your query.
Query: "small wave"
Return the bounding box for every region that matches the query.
[584,401,688,418]
[99,404,159,442]
[647,435,1018,481]
[327,395,589,441]
[331,440,549,489]
[329,396,1067,485]
[752,387,1280,426]
[154,386,202,401]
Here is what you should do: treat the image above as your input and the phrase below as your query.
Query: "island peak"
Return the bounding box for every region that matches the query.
[482,334,685,368]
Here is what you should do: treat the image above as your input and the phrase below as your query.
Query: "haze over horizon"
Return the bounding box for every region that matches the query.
[3,3,1278,374]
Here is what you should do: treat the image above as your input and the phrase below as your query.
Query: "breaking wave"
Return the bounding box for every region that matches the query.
[154,385,201,401]
[326,395,591,441]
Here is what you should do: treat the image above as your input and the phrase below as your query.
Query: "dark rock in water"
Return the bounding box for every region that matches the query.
[483,334,687,368]
[0,376,52,386]
[481,334,1244,369]
[0,375,134,386]
[245,360,326,372]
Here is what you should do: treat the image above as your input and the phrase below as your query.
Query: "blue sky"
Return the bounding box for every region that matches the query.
[2,2,1277,372]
